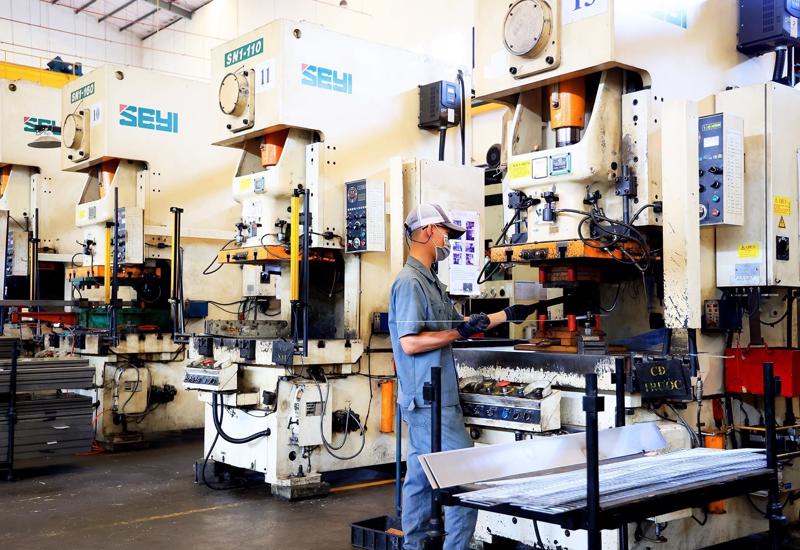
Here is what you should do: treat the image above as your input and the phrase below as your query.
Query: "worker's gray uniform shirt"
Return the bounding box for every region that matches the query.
[389,256,464,410]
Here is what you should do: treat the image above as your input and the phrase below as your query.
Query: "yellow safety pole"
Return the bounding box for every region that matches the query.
[103,224,112,304]
[289,195,300,301]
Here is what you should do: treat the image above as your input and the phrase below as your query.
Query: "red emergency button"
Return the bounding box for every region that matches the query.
[711,209,720,217]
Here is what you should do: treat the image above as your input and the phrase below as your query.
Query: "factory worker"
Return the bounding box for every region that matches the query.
[388,203,537,550]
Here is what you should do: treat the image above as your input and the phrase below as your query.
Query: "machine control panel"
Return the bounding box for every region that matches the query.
[461,398,540,423]
[702,298,743,332]
[459,379,560,433]
[114,207,144,264]
[183,359,238,392]
[345,179,385,253]
[698,113,744,226]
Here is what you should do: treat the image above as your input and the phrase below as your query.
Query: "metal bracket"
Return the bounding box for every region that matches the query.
[583,394,605,414]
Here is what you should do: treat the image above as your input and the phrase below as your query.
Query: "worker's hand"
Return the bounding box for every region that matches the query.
[456,313,490,339]
[503,303,537,324]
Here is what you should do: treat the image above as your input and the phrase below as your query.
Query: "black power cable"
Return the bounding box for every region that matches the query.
[210,392,271,444]
[456,69,466,165]
[203,239,235,275]
[438,127,447,162]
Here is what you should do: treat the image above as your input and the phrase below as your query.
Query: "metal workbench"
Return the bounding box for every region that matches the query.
[427,362,784,550]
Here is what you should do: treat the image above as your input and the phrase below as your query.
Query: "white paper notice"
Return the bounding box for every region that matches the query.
[366,180,385,252]
[449,210,480,296]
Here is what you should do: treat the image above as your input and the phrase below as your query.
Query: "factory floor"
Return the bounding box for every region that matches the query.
[0,431,797,550]
[0,430,395,550]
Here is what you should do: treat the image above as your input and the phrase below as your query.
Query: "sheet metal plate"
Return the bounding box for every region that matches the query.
[419,422,666,489]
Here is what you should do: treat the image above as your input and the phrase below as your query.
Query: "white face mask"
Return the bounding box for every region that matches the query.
[434,228,451,262]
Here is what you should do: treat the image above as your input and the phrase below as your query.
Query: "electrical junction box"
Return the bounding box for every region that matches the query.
[345,179,385,253]
[290,382,331,447]
[418,80,461,130]
[702,299,743,332]
[242,264,277,297]
[715,82,800,287]
[186,300,209,319]
[372,312,389,335]
[738,0,800,56]
[114,366,150,415]
[726,347,800,397]
[698,113,744,226]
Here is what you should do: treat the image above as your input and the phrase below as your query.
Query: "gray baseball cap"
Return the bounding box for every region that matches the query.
[404,203,466,239]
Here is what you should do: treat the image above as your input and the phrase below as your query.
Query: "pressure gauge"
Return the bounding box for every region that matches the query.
[219,71,250,116]
[503,0,553,57]
[62,113,83,149]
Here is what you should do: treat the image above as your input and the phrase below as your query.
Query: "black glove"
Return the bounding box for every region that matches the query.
[456,313,490,339]
[503,303,538,324]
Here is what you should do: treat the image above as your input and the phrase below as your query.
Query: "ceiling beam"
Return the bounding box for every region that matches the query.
[75,0,97,13]
[120,8,157,32]
[140,15,181,40]
[141,0,193,20]
[98,0,137,23]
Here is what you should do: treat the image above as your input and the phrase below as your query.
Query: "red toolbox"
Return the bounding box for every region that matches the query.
[725,347,800,397]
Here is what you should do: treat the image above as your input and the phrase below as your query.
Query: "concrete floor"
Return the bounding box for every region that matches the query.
[1,432,797,550]
[0,431,396,550]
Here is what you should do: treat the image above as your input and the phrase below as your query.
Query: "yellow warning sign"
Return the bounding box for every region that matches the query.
[774,195,792,215]
[737,243,760,259]
[508,159,532,180]
[779,216,787,229]
[238,177,252,191]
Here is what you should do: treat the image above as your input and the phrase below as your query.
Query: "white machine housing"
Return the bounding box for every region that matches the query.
[0,79,85,294]
[62,65,242,268]
[715,82,800,288]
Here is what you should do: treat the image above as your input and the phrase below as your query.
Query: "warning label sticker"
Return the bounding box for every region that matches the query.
[779,216,787,229]
[508,159,532,180]
[737,243,760,259]
[774,195,792,215]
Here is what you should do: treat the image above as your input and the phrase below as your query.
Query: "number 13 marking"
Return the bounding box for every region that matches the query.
[574,0,596,9]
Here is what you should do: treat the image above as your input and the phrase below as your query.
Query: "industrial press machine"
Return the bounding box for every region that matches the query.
[184,19,485,499]
[0,76,85,339]
[445,0,800,548]
[0,72,95,471]
[44,65,243,449]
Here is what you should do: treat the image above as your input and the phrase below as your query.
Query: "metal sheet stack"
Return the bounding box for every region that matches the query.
[457,448,767,513]
[0,358,95,392]
[0,394,94,460]
[0,340,95,463]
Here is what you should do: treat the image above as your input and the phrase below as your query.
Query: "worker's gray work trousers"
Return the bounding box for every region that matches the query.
[402,404,478,550]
